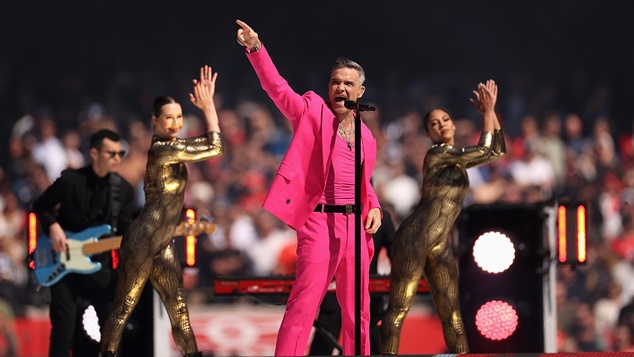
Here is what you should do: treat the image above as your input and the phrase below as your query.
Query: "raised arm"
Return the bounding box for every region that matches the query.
[153,66,223,165]
[189,65,220,133]
[470,79,500,133]
[236,19,308,122]
[429,80,505,168]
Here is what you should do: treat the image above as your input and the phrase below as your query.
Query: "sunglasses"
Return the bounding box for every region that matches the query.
[103,150,127,158]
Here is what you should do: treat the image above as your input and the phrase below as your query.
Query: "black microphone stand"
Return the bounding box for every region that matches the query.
[353,106,362,355]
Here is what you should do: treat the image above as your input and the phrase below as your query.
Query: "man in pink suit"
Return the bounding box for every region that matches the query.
[236,20,383,356]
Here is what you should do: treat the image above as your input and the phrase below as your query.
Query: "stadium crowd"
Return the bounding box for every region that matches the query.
[0,61,633,354]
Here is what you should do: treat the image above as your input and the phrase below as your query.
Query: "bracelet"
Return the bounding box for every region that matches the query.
[247,43,261,53]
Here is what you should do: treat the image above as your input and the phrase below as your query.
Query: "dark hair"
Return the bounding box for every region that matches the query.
[331,57,365,84]
[151,96,178,117]
[423,108,453,132]
[90,129,120,150]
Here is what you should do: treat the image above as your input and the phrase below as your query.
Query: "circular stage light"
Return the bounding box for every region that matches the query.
[82,305,101,342]
[475,300,518,340]
[472,231,515,273]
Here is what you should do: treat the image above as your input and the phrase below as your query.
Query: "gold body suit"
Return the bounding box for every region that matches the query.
[101,132,222,355]
[380,129,505,354]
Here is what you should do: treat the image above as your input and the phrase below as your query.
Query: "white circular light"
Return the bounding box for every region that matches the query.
[472,231,515,273]
[82,305,101,342]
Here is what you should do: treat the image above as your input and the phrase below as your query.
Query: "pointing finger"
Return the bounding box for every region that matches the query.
[236,19,252,32]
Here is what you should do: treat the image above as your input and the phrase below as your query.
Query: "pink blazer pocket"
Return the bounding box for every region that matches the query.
[276,162,296,183]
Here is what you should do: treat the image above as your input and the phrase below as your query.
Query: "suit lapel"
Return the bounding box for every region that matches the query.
[321,103,338,176]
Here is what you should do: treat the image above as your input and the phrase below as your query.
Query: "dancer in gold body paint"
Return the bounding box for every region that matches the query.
[100,66,222,357]
[380,80,505,354]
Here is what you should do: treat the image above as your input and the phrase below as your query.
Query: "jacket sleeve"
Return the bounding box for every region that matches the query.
[152,131,223,166]
[31,169,71,234]
[427,129,506,169]
[246,45,311,122]
[367,181,381,212]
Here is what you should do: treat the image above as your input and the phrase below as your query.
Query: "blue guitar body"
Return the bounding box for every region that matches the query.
[33,224,113,287]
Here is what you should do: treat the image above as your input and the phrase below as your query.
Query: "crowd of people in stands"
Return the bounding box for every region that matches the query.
[0,65,633,353]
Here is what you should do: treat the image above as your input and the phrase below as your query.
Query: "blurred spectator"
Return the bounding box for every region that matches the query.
[32,117,68,182]
[0,298,18,357]
[61,130,85,169]
[593,117,621,181]
[564,113,591,156]
[379,160,420,221]
[594,281,626,347]
[598,172,624,241]
[618,119,634,168]
[611,214,634,263]
[535,112,566,190]
[509,139,556,193]
[247,210,295,276]
[614,325,634,352]
[567,303,609,351]
[117,119,151,206]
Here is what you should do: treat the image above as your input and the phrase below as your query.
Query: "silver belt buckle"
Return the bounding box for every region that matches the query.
[344,204,353,215]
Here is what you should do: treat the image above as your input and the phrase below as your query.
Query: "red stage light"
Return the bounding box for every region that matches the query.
[577,205,587,263]
[475,300,518,340]
[184,208,197,266]
[558,205,567,263]
[28,213,38,269]
[557,202,587,265]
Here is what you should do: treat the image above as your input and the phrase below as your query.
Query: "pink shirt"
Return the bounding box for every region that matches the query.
[320,133,364,205]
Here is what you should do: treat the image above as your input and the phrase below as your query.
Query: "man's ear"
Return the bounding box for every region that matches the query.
[358,85,365,99]
[89,147,98,162]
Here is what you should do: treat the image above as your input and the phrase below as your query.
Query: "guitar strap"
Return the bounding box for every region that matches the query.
[109,173,121,234]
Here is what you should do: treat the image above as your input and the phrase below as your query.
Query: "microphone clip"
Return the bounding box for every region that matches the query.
[344,100,376,112]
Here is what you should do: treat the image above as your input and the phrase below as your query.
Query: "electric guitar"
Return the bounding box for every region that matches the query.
[33,220,215,287]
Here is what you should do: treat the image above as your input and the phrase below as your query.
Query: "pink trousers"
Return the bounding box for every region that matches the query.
[275,210,375,356]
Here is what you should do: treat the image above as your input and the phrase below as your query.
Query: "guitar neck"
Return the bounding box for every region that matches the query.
[79,224,203,256]
[82,236,122,256]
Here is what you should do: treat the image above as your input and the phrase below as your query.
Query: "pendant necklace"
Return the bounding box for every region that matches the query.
[338,123,355,150]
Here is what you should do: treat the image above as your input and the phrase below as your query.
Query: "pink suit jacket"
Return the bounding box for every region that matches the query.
[247,46,381,231]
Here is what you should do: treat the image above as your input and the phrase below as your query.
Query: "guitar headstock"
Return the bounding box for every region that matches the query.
[176,220,216,236]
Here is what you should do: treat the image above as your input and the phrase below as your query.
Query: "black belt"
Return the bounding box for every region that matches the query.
[314,204,355,214]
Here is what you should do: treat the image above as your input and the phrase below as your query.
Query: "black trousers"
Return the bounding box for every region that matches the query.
[48,265,116,357]
[309,293,385,355]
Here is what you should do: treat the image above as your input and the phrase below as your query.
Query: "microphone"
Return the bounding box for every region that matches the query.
[344,100,376,112]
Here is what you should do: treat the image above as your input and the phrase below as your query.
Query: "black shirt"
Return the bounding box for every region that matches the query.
[32,165,135,237]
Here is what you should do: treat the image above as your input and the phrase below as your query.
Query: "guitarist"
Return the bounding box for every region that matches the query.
[32,128,135,357]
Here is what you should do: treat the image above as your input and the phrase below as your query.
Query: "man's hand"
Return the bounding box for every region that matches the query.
[364,207,382,234]
[236,19,262,51]
[49,223,68,253]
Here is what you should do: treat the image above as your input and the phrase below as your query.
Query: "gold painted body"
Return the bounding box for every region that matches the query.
[380,129,505,354]
[101,132,222,354]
